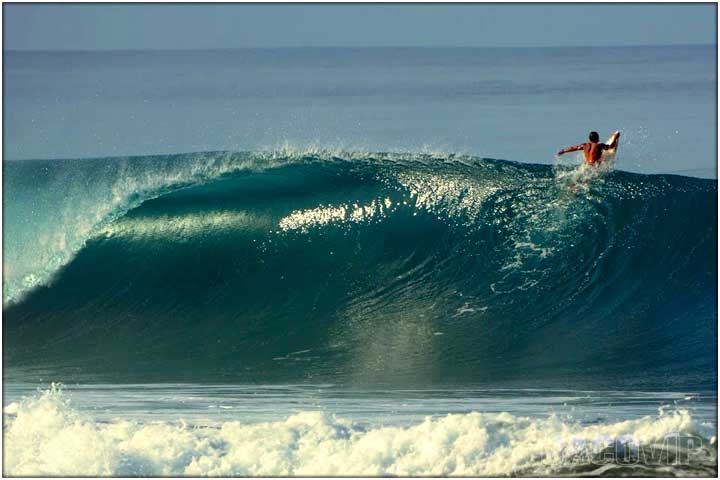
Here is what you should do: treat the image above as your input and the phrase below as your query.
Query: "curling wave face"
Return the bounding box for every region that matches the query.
[3,151,717,387]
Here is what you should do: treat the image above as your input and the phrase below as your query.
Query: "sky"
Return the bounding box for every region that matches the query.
[4,3,717,50]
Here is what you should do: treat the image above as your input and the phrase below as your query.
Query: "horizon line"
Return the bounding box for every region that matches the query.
[3,43,716,54]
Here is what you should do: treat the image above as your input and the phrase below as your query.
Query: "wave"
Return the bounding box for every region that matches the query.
[3,385,717,476]
[3,150,717,387]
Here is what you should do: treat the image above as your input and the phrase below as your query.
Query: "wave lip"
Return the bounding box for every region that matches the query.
[2,147,365,305]
[3,386,717,477]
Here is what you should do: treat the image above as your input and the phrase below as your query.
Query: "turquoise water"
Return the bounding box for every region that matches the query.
[4,154,716,390]
[3,46,717,476]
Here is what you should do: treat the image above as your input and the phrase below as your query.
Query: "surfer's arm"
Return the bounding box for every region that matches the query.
[557,144,585,156]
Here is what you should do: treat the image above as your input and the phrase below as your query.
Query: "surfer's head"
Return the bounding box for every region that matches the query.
[588,131,600,143]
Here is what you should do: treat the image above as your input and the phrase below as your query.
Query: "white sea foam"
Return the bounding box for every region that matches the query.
[554,159,613,187]
[4,385,716,477]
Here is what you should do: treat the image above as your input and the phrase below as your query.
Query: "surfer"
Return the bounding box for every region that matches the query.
[557,131,620,165]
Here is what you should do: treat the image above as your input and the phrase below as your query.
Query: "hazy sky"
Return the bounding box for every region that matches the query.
[4,3,717,50]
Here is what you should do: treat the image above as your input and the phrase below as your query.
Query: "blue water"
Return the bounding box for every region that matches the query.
[4,46,716,176]
[2,46,717,476]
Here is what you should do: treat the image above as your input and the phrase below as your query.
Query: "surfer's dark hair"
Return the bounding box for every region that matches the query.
[589,131,600,142]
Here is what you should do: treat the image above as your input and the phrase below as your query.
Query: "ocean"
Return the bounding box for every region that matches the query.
[2,46,717,476]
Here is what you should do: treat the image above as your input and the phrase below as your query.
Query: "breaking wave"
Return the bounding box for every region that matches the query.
[3,150,717,387]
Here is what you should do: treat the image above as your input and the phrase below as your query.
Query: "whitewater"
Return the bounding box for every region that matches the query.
[3,384,717,477]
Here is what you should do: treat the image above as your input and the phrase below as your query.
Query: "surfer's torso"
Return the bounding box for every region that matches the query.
[557,131,619,165]
[583,142,609,165]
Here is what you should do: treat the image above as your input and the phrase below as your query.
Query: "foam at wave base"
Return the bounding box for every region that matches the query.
[3,386,716,476]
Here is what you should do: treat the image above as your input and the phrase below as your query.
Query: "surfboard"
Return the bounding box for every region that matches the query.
[601,131,620,163]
